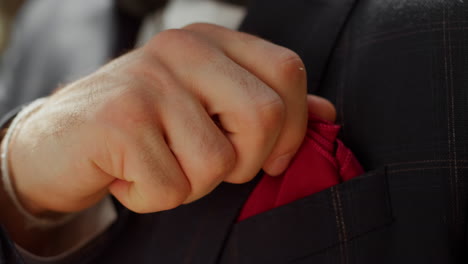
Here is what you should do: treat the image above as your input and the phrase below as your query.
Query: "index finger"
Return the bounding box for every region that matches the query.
[184,23,308,176]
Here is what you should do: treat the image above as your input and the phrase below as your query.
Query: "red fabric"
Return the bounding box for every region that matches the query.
[237,115,364,221]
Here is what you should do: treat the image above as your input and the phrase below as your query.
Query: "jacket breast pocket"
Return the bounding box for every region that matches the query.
[219,168,394,264]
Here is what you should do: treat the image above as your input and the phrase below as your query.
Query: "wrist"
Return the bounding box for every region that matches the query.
[0,100,79,255]
[1,98,77,229]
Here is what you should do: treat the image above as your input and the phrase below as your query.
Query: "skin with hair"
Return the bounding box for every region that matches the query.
[0,23,336,256]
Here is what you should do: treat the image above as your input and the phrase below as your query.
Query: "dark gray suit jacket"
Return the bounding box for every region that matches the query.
[1,0,468,263]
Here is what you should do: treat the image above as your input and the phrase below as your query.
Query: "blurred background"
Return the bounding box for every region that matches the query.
[0,0,24,55]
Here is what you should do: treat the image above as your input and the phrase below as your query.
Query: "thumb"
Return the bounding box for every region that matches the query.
[307,95,337,123]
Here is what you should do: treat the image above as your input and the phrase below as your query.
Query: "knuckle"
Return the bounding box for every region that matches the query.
[204,142,236,179]
[156,171,192,211]
[274,48,306,87]
[128,63,176,96]
[145,29,198,54]
[252,94,286,132]
[158,188,189,211]
[127,61,167,87]
[131,182,190,214]
[236,31,259,44]
[97,89,155,131]
[190,136,235,184]
[145,28,220,67]
[148,28,186,46]
[94,73,178,132]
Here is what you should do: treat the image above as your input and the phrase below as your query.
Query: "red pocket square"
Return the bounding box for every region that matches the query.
[237,115,364,221]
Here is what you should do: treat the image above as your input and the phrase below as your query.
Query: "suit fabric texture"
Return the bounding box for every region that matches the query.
[0,0,468,263]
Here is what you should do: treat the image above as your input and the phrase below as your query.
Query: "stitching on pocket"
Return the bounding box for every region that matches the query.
[222,168,393,263]
[331,186,349,264]
[330,187,343,261]
[387,159,468,167]
[388,165,468,174]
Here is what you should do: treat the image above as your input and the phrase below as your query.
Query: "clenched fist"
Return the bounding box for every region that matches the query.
[6,23,333,216]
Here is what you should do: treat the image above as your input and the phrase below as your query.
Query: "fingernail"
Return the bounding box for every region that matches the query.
[267,153,293,176]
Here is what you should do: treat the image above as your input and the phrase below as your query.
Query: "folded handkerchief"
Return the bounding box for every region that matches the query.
[237,115,364,221]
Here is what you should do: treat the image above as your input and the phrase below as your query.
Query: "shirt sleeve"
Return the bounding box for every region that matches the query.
[17,196,117,264]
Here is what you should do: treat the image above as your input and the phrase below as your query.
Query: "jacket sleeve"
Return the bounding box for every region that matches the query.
[0,226,24,264]
[0,107,25,264]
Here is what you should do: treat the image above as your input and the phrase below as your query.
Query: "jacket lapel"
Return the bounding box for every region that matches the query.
[239,0,357,94]
[149,178,259,264]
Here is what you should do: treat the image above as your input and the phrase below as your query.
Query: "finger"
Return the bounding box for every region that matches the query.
[108,129,191,213]
[183,23,308,176]
[307,95,337,122]
[157,88,236,203]
[145,29,285,184]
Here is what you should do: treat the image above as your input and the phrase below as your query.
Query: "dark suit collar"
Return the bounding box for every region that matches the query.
[239,0,357,94]
[148,177,260,263]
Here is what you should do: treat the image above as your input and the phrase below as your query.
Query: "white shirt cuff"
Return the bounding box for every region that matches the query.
[17,196,117,264]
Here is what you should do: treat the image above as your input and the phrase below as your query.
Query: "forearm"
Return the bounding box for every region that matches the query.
[0,99,119,259]
[0,106,76,257]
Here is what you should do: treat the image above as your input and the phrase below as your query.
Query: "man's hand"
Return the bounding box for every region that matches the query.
[6,23,332,216]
